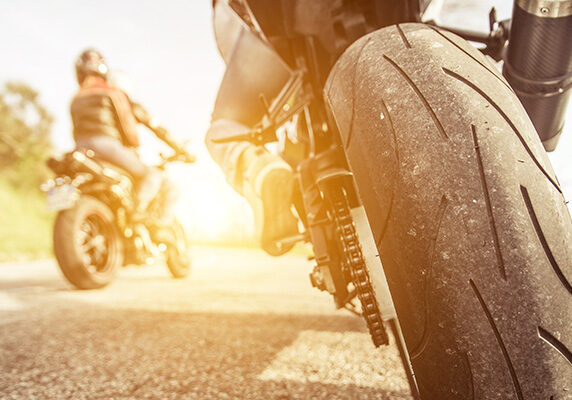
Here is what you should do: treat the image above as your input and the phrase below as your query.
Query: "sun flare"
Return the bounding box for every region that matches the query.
[167,159,255,245]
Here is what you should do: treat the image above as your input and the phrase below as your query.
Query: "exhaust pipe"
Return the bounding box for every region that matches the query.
[503,0,572,151]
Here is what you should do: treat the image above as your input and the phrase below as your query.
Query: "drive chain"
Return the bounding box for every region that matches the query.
[330,188,389,347]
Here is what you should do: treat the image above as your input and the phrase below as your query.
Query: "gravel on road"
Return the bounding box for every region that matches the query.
[0,246,413,400]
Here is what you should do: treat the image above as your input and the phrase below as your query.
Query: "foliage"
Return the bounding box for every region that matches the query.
[0,82,54,260]
[0,178,53,261]
[0,82,53,188]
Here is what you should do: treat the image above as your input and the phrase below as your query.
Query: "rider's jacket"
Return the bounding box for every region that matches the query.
[70,76,139,147]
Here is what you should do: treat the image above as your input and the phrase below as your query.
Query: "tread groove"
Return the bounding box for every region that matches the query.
[472,125,506,280]
[396,24,412,48]
[376,99,399,246]
[538,326,572,366]
[383,55,449,140]
[380,98,400,163]
[470,279,524,400]
[345,38,372,149]
[411,195,449,359]
[427,25,513,92]
[520,185,572,295]
[443,67,562,194]
[377,192,394,247]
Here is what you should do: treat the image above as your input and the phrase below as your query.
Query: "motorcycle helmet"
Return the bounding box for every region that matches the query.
[75,48,109,84]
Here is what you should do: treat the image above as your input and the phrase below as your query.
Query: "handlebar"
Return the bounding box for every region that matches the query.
[148,124,197,167]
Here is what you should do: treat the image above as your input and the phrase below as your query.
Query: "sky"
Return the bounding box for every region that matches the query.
[0,0,570,240]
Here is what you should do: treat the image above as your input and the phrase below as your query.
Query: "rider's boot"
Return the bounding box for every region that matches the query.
[240,146,299,256]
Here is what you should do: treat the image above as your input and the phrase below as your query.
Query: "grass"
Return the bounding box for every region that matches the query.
[0,176,313,262]
[0,178,54,261]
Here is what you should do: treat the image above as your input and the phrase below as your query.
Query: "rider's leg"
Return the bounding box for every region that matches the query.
[134,168,163,215]
[76,135,162,213]
[158,178,180,224]
[206,119,299,255]
[204,119,252,191]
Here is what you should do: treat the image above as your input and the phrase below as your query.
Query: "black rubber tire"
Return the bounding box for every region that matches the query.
[53,196,123,289]
[325,23,572,399]
[166,220,191,279]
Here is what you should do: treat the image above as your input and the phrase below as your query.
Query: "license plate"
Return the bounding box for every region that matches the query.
[46,184,78,211]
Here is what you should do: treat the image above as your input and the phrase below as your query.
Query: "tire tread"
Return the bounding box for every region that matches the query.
[325,23,572,399]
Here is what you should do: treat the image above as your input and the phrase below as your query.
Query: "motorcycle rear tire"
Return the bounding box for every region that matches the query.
[325,23,572,399]
[54,196,123,290]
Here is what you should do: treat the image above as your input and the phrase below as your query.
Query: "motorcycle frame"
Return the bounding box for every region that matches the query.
[259,0,572,150]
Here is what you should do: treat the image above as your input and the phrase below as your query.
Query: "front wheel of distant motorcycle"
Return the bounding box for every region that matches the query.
[325,23,572,399]
[54,196,123,289]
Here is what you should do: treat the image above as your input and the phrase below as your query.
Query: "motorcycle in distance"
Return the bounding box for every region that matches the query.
[42,140,196,290]
[212,0,572,398]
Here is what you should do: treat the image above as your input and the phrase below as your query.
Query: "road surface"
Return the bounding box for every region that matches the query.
[0,246,413,399]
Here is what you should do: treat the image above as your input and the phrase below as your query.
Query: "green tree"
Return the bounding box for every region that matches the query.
[0,82,53,188]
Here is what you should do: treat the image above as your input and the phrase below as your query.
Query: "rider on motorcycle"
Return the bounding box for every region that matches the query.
[71,49,184,223]
[206,0,394,255]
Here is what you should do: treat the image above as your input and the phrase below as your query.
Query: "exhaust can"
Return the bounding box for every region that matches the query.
[504,0,572,151]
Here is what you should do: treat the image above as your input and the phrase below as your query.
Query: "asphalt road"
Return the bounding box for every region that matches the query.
[0,246,413,400]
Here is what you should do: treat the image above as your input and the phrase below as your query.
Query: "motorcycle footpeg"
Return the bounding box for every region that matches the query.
[273,232,307,247]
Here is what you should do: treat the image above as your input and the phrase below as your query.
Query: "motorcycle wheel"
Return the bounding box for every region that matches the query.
[166,220,191,279]
[53,196,123,289]
[325,23,572,399]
